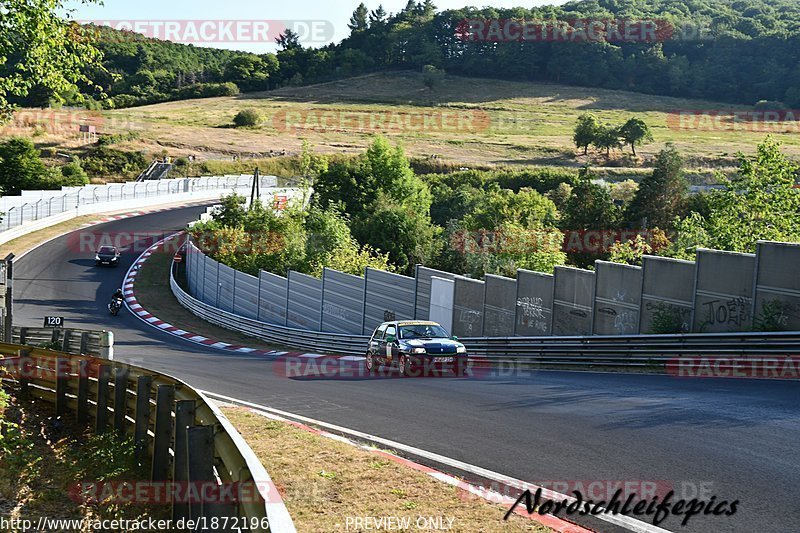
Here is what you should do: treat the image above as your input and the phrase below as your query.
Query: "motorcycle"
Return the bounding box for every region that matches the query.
[109,297,123,316]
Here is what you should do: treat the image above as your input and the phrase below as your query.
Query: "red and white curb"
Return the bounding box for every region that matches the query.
[122,234,366,364]
[205,392,594,533]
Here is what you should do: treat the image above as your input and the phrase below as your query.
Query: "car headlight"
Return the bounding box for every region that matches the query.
[457,345,467,353]
[95,255,101,261]
[411,347,426,354]
[111,256,118,261]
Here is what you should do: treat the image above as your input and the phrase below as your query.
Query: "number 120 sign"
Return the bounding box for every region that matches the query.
[44,316,64,328]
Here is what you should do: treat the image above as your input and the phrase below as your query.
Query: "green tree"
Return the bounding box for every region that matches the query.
[626,145,687,230]
[348,3,369,34]
[0,137,47,194]
[422,64,444,90]
[669,137,800,254]
[0,0,103,119]
[592,124,623,158]
[573,113,599,156]
[619,118,654,156]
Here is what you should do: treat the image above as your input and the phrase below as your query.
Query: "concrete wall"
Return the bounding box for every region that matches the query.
[321,268,365,335]
[429,277,455,334]
[639,256,695,334]
[552,267,595,336]
[593,261,642,336]
[362,268,416,335]
[452,276,485,338]
[515,270,554,336]
[482,274,516,337]
[693,249,755,333]
[414,266,457,320]
[753,241,800,331]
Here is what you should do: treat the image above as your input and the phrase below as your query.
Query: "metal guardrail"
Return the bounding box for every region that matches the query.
[171,267,370,356]
[171,255,800,368]
[0,175,276,234]
[0,343,296,532]
[12,326,112,358]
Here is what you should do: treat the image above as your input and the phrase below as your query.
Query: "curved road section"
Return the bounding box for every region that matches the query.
[13,206,800,533]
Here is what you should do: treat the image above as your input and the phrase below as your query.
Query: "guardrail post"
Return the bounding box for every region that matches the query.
[55,357,69,416]
[187,425,233,529]
[151,385,175,482]
[100,330,114,360]
[134,376,153,461]
[61,330,71,352]
[17,348,32,399]
[113,367,130,437]
[51,328,60,344]
[79,332,89,355]
[95,365,111,435]
[172,400,196,523]
[18,327,27,345]
[77,360,89,424]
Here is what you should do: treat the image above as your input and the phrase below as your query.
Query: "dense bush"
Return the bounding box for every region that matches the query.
[233,109,263,128]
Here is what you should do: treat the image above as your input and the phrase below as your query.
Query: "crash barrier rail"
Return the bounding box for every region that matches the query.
[0,343,296,533]
[171,267,370,356]
[0,174,279,245]
[171,256,800,368]
[183,235,800,340]
[12,326,112,359]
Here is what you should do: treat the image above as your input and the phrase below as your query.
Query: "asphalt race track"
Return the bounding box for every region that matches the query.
[13,205,800,533]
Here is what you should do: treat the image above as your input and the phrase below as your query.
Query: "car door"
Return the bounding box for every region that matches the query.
[369,324,387,359]
[381,324,397,364]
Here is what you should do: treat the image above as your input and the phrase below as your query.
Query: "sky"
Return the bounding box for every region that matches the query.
[63,0,568,53]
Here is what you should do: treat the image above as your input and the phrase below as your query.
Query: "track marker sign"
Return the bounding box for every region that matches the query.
[43,316,65,328]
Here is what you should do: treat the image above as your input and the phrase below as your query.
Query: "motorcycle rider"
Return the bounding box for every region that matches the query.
[111,288,124,302]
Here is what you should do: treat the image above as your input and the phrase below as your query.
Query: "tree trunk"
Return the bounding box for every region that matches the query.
[631,143,637,156]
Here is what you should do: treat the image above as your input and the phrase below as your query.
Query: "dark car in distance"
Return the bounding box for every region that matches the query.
[365,321,468,377]
[95,246,120,267]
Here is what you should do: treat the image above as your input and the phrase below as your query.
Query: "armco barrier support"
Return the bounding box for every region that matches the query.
[452,276,485,338]
[414,266,457,321]
[362,268,416,335]
[640,256,695,334]
[593,261,642,336]
[321,268,365,335]
[753,241,800,332]
[0,342,296,532]
[515,270,554,336]
[482,274,516,337]
[693,249,756,333]
[552,267,595,336]
[12,326,112,358]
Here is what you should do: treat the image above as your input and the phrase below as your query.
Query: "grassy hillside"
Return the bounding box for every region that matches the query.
[7,71,799,181]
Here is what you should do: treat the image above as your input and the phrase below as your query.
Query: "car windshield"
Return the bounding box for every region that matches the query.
[399,325,449,339]
[99,247,116,254]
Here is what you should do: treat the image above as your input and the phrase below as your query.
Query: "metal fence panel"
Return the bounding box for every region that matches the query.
[287,271,322,331]
[753,241,800,332]
[639,256,695,334]
[414,266,457,320]
[258,271,288,326]
[693,249,755,333]
[553,267,595,336]
[233,270,260,320]
[452,276,484,338]
[593,261,642,336]
[321,269,365,335]
[482,274,516,337]
[362,268,416,335]
[429,277,455,334]
[515,270,554,336]
[218,263,236,313]
[202,254,219,308]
